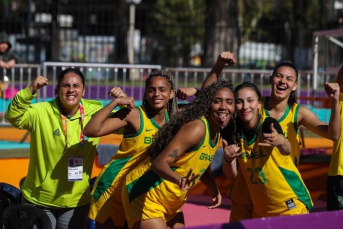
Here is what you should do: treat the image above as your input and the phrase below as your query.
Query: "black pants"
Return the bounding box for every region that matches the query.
[327,175,343,211]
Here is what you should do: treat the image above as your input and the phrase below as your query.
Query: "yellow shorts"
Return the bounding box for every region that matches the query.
[88,192,126,226]
[229,170,253,222]
[122,184,181,229]
[229,199,253,222]
[88,162,126,227]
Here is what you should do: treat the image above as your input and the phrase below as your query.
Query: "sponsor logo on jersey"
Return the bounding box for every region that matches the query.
[285,198,296,210]
[53,129,61,137]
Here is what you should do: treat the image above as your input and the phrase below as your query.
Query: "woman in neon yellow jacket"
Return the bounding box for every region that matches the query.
[5,68,125,229]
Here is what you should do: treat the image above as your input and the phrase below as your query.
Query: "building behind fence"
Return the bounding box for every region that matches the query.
[1,0,333,70]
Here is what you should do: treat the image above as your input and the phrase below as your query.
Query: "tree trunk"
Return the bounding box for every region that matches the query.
[50,0,60,61]
[203,0,240,67]
[113,0,129,63]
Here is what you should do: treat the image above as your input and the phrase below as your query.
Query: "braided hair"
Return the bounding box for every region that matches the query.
[148,79,235,159]
[142,70,178,118]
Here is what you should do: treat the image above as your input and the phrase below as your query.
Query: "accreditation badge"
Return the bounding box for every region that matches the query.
[68,156,83,181]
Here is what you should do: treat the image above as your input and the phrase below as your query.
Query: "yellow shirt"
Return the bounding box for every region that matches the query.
[91,105,168,201]
[123,117,220,220]
[328,93,343,176]
[238,115,313,216]
[262,97,301,166]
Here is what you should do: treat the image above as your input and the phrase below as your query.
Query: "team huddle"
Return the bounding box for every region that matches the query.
[5,51,343,229]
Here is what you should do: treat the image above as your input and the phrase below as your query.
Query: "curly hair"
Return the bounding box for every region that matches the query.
[147,79,235,159]
[142,70,178,118]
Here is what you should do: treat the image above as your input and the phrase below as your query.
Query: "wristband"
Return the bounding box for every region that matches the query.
[223,156,234,163]
[195,87,200,96]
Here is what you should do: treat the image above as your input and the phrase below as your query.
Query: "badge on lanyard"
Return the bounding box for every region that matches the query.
[60,103,86,181]
[68,156,83,181]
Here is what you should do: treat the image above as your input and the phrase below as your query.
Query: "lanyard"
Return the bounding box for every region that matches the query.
[60,103,85,149]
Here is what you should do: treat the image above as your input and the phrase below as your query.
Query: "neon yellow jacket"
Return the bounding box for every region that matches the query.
[5,86,102,208]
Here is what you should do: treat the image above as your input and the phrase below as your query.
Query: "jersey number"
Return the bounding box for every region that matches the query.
[247,167,267,184]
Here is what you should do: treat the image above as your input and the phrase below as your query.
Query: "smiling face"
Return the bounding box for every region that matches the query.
[207,88,235,128]
[144,76,175,113]
[56,72,85,115]
[236,87,262,129]
[269,66,298,102]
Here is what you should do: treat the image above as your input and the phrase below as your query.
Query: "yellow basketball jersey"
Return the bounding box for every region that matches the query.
[123,117,220,224]
[329,93,343,176]
[261,97,301,166]
[91,105,168,201]
[238,116,313,217]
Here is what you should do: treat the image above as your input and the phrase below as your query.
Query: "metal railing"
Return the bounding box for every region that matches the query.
[42,62,162,103]
[1,64,41,125]
[166,67,337,105]
[1,63,338,126]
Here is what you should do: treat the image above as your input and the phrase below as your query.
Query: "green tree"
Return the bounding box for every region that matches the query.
[150,0,206,67]
[202,0,240,67]
[238,0,329,62]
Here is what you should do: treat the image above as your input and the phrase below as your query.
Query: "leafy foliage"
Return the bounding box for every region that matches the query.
[149,0,206,66]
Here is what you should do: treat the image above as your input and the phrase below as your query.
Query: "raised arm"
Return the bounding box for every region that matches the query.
[299,82,341,140]
[176,87,199,100]
[201,51,236,90]
[336,64,343,93]
[83,89,135,137]
[5,76,48,129]
[83,97,135,137]
[177,53,236,99]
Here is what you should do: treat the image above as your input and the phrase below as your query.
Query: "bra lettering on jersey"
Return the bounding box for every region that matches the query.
[199,153,213,162]
[241,150,268,159]
[144,136,153,144]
